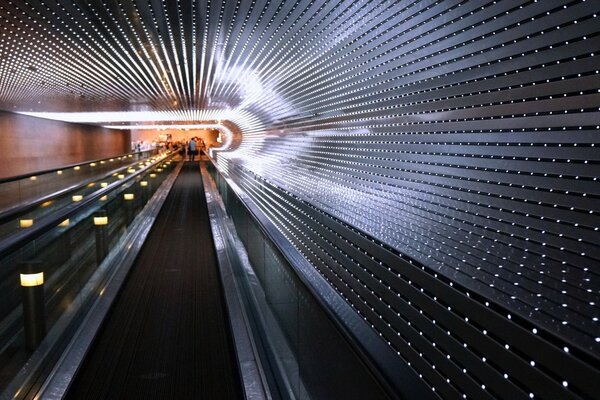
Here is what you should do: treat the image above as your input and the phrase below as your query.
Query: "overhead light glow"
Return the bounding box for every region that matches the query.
[18,110,262,134]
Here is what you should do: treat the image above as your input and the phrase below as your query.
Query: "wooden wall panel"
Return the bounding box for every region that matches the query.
[0,111,131,178]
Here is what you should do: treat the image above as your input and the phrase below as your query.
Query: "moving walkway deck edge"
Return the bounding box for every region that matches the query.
[32,160,184,399]
[0,154,177,400]
[61,161,243,399]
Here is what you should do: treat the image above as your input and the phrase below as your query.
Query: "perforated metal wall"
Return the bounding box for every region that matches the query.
[212,1,600,399]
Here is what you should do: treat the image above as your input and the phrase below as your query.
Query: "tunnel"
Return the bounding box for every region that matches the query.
[0,1,598,399]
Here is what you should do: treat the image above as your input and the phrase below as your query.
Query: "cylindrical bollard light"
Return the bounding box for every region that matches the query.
[20,261,46,351]
[19,219,34,229]
[94,210,109,265]
[57,219,72,263]
[124,193,135,223]
[140,181,149,204]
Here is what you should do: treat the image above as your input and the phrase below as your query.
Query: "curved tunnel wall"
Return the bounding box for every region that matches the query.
[212,1,600,399]
[0,0,597,398]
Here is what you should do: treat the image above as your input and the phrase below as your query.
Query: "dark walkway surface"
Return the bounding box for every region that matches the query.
[66,162,243,400]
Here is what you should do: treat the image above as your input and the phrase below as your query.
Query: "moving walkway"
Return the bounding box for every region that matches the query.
[0,153,396,400]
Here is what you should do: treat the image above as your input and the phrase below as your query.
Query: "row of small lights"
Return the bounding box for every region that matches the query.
[18,157,172,229]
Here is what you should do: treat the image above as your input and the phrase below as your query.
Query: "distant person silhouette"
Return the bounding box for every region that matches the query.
[188,137,197,162]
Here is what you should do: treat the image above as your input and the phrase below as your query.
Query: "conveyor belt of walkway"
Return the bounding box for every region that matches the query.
[65,162,243,399]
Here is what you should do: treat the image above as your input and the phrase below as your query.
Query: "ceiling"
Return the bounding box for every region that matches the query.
[0,0,343,129]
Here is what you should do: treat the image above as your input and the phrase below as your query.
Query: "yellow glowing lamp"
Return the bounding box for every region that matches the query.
[128,154,133,158]
[88,182,95,187]
[156,168,163,172]
[59,219,70,227]
[124,193,135,201]
[30,176,37,181]
[20,272,44,287]
[72,195,83,202]
[94,216,108,225]
[127,168,136,173]
[100,160,106,164]
[74,166,81,171]
[57,170,63,175]
[150,173,157,178]
[90,162,96,167]
[109,158,115,162]
[100,195,108,201]
[20,219,34,228]
[101,182,108,187]
[140,181,148,187]
[118,174,125,179]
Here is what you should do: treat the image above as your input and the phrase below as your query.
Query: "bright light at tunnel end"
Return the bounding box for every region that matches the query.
[18,111,237,153]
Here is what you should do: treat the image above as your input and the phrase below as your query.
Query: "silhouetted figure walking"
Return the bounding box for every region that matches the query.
[188,137,197,162]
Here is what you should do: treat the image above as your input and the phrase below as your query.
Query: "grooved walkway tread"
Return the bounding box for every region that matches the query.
[65,162,243,400]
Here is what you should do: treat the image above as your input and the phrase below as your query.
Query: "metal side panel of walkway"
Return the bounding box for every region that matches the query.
[64,162,243,400]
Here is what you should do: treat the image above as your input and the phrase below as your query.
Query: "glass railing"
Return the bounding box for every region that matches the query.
[0,153,168,244]
[0,153,178,398]
[0,150,158,215]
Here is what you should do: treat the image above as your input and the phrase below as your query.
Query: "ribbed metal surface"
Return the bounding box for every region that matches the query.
[211,1,600,398]
[0,1,599,399]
